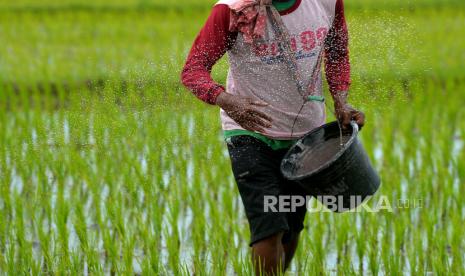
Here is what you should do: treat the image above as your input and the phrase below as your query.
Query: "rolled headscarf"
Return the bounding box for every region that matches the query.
[228,0,274,44]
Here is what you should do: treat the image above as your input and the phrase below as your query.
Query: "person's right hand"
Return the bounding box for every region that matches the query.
[215,92,272,133]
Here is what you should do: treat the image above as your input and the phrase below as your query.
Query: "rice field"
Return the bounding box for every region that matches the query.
[0,0,464,274]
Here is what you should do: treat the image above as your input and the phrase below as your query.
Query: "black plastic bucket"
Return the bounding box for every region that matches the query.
[281,121,380,212]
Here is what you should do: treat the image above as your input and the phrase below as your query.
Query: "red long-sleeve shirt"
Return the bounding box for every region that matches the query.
[181,0,350,105]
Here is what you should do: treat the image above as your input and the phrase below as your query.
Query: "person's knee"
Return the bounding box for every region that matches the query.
[252,232,284,252]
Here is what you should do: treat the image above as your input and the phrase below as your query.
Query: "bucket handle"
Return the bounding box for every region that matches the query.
[350,120,359,136]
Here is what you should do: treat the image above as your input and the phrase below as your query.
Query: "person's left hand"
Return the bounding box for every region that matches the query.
[333,92,365,130]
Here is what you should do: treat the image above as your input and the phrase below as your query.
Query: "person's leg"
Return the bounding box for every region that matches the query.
[278,167,309,271]
[226,136,291,275]
[252,232,285,275]
[283,233,300,270]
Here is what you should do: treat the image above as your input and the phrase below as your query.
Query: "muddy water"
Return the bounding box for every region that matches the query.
[293,135,352,175]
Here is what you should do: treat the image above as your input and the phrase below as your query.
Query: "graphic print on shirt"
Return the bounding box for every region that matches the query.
[253,27,328,65]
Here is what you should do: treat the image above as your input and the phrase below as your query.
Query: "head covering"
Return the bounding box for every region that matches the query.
[228,0,274,44]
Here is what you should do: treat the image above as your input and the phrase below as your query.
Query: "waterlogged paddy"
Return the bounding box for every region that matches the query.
[1,81,464,274]
[1,0,465,274]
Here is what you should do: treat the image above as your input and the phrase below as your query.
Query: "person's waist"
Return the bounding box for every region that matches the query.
[224,129,298,150]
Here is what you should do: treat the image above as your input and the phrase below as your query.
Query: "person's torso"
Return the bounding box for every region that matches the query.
[217,0,338,139]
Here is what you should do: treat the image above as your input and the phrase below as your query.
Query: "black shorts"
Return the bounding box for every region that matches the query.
[227,135,309,246]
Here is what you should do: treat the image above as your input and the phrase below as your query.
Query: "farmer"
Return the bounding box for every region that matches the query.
[181,0,365,274]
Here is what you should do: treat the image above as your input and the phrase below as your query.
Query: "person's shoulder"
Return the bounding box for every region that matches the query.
[208,1,234,26]
[312,0,338,15]
[212,0,233,14]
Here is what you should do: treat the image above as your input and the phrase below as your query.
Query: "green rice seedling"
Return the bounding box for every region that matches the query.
[367,226,380,275]
[308,214,326,274]
[140,220,162,274]
[450,214,464,273]
[334,215,349,268]
[5,235,17,274]
[165,196,181,273]
[121,231,136,274]
[36,215,53,273]
[355,215,367,273]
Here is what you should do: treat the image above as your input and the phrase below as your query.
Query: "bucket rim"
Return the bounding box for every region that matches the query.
[281,120,359,181]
